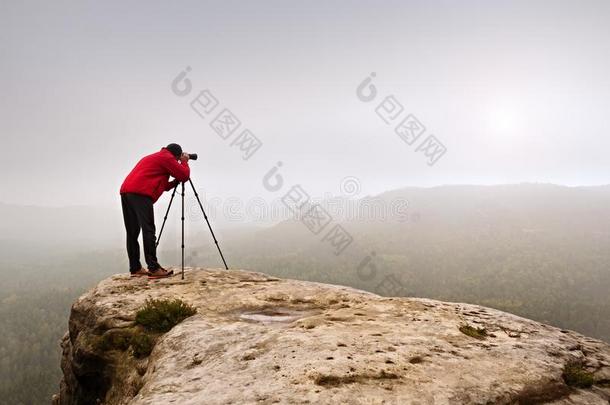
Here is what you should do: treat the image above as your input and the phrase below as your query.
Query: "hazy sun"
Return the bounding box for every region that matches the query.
[487,108,516,134]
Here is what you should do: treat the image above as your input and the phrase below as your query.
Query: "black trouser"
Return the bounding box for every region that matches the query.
[121,193,161,272]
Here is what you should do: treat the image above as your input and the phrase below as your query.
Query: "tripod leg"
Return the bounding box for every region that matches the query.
[156,183,179,248]
[188,179,229,270]
[181,182,185,280]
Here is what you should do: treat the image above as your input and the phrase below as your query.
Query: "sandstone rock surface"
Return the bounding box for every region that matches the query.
[54,268,610,404]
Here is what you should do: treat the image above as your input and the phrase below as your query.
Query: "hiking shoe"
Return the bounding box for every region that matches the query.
[130,268,150,278]
[148,267,174,279]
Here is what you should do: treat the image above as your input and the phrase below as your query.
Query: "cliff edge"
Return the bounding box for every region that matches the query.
[53,268,610,404]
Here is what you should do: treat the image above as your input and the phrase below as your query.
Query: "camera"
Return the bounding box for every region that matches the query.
[188,153,198,160]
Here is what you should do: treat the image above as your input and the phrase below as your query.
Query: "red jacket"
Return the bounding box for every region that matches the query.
[120,148,190,203]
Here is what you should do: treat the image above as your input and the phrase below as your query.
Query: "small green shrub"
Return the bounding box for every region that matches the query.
[130,331,155,358]
[562,362,595,388]
[135,298,197,332]
[459,324,487,340]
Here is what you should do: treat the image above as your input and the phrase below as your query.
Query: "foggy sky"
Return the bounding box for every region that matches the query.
[2,0,609,207]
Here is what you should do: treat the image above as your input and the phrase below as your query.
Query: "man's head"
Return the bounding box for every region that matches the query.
[165,143,183,159]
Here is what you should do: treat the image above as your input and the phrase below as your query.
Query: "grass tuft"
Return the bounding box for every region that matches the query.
[93,328,156,358]
[94,329,132,352]
[562,362,595,388]
[130,331,155,358]
[135,298,197,332]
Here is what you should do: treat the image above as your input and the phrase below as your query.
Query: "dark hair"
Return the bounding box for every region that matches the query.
[165,143,182,158]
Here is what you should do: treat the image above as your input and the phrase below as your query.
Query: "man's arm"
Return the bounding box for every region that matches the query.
[160,154,190,182]
[164,179,179,191]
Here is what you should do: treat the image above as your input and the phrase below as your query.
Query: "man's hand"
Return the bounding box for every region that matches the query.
[164,178,180,191]
[179,153,190,163]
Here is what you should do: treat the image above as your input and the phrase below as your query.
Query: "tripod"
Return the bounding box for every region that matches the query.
[156,178,229,279]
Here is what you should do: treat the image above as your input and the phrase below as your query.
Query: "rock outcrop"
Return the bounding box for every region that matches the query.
[53,268,610,404]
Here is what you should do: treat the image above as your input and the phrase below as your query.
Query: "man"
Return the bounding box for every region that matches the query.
[120,143,190,279]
